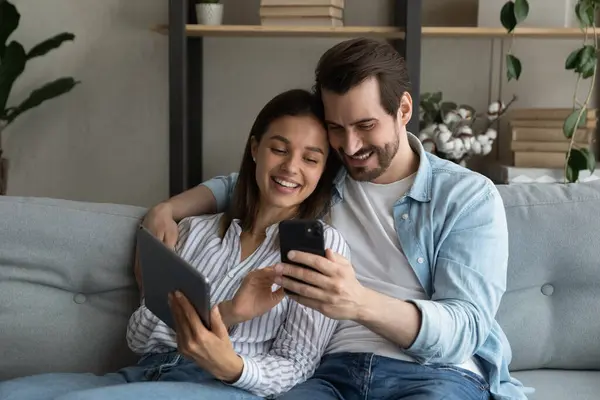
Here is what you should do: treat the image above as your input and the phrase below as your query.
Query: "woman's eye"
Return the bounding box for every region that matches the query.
[305,158,318,164]
[271,148,286,154]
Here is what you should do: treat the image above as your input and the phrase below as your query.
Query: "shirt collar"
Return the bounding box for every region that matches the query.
[332,131,433,203]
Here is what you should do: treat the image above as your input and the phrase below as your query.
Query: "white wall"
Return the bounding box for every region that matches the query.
[3,0,594,205]
[4,0,168,207]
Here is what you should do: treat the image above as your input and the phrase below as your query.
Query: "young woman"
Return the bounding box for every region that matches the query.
[0,89,350,400]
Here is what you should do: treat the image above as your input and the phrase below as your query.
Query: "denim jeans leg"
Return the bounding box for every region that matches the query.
[277,353,370,400]
[368,357,491,400]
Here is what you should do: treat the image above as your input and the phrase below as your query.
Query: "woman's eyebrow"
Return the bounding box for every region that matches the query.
[270,135,324,154]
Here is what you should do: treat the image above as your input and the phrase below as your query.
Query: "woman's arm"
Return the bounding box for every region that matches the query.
[227,226,350,397]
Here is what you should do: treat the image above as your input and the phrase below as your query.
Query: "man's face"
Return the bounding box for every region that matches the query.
[321,77,411,182]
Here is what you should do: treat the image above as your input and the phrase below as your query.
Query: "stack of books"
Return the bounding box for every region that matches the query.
[509,108,597,168]
[259,0,344,27]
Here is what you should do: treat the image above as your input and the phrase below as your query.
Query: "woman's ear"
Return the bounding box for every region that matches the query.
[398,92,413,127]
[250,136,258,162]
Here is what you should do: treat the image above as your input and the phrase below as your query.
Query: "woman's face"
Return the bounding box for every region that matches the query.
[251,114,329,212]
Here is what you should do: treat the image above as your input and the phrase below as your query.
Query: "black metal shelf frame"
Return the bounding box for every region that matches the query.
[168,0,423,196]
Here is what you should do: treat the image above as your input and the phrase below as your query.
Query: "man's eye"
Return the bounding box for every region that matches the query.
[359,124,375,130]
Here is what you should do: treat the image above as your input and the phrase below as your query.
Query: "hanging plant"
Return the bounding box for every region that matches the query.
[501,0,598,182]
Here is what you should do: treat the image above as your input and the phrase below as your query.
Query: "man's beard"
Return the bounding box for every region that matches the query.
[338,130,400,182]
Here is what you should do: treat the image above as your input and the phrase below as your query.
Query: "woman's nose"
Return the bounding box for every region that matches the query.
[280,154,300,173]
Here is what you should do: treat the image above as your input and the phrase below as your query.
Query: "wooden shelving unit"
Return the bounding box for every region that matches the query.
[157,24,600,39]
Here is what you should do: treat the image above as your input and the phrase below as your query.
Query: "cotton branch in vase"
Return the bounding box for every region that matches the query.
[418,92,517,166]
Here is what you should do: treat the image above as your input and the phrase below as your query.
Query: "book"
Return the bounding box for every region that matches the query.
[510,140,590,152]
[260,0,344,7]
[511,127,593,142]
[509,108,597,121]
[513,151,566,168]
[261,17,343,26]
[259,6,343,18]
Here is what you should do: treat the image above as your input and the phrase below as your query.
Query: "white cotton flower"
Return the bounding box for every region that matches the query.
[462,136,472,152]
[443,111,461,125]
[453,138,464,153]
[436,130,452,146]
[477,134,490,145]
[440,139,455,152]
[458,107,473,120]
[438,124,450,133]
[457,125,473,136]
[485,128,498,140]
[487,101,505,121]
[482,143,493,155]
[471,140,482,155]
[421,123,438,136]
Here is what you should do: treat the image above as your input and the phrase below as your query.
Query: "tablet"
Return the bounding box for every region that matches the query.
[136,225,211,331]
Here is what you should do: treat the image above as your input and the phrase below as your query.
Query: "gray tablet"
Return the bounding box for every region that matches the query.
[136,225,211,331]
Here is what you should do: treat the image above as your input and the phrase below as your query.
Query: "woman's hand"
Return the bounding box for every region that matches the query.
[169,291,244,383]
[142,202,179,249]
[221,267,285,327]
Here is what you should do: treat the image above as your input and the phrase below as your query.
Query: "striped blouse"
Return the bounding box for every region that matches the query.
[126,213,350,398]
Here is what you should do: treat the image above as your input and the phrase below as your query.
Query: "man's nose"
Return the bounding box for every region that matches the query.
[341,130,363,155]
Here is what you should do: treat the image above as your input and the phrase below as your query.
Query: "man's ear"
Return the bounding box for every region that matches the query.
[398,92,413,127]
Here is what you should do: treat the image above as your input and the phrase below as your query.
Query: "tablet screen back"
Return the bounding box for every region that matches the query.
[136,226,211,331]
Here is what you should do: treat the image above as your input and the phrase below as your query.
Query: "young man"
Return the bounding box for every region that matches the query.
[143,38,527,400]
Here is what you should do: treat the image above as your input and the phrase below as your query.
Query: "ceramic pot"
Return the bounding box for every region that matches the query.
[196,3,224,25]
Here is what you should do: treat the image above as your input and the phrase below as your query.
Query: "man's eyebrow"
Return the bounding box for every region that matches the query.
[325,118,377,126]
[270,135,324,154]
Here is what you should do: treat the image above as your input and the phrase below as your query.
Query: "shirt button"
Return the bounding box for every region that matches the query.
[417,257,424,264]
[401,213,409,220]
[227,272,235,278]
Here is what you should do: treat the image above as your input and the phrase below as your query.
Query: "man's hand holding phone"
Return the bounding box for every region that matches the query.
[274,249,367,321]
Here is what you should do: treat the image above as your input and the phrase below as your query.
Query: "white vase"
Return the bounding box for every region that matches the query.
[195,3,224,26]
[478,0,579,28]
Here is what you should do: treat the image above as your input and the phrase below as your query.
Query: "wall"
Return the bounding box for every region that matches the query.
[4,0,595,206]
[204,0,596,179]
[4,0,168,207]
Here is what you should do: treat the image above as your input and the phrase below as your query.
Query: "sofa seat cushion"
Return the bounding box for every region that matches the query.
[0,197,147,380]
[512,370,600,400]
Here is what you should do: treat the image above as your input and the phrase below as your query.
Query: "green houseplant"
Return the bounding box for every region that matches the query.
[501,0,598,182]
[0,0,79,195]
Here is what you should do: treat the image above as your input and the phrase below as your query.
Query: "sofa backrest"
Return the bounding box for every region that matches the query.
[0,196,146,380]
[495,180,600,372]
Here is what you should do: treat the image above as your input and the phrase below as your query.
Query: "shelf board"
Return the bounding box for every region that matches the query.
[423,26,600,38]
[154,24,600,39]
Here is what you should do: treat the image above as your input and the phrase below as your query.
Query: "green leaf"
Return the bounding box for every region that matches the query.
[576,45,597,78]
[0,41,26,113]
[576,1,595,26]
[6,77,80,124]
[430,91,442,104]
[566,163,579,182]
[27,33,75,60]
[566,148,592,182]
[421,92,431,102]
[506,54,522,81]
[580,147,596,173]
[514,0,529,24]
[501,1,517,32]
[440,102,457,113]
[563,108,588,138]
[0,1,20,60]
[565,48,583,70]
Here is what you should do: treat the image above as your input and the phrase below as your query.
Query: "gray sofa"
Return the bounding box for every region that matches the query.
[1,180,600,399]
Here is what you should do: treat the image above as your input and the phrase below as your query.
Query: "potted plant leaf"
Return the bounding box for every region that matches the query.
[0,0,80,195]
[195,0,224,25]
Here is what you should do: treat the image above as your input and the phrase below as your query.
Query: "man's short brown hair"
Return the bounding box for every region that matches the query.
[314,38,411,117]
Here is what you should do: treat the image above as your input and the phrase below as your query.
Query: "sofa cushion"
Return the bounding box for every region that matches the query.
[512,370,600,400]
[495,181,600,371]
[0,196,146,380]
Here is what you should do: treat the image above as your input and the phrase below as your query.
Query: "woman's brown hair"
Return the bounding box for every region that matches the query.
[219,89,340,236]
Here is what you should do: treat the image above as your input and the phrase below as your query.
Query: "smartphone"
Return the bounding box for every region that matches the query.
[278,219,326,295]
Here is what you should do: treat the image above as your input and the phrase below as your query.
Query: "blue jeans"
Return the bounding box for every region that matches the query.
[0,351,260,400]
[277,353,491,400]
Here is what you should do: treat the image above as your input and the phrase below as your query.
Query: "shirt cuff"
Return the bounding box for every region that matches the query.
[226,355,260,391]
[200,180,229,213]
[404,299,443,362]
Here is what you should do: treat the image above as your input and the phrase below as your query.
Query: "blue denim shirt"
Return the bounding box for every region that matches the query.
[201,133,529,400]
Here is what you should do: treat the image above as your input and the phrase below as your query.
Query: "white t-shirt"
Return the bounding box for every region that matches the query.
[325,173,484,377]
